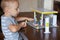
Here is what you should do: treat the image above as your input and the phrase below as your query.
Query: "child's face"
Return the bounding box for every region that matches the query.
[7,2,19,17]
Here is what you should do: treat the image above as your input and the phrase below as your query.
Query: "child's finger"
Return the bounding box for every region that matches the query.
[27,18,34,21]
[25,20,28,23]
[23,22,27,27]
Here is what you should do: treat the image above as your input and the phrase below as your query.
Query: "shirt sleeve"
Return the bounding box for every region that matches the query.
[1,17,13,29]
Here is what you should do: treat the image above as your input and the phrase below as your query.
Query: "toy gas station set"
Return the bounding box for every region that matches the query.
[27,0,58,33]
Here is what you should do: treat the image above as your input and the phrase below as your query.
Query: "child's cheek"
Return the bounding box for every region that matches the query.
[13,10,18,15]
[18,9,20,13]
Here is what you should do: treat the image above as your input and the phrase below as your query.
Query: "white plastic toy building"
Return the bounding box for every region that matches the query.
[27,8,58,33]
[32,8,58,33]
[27,0,58,34]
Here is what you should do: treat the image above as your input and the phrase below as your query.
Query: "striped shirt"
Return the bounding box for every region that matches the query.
[1,15,22,40]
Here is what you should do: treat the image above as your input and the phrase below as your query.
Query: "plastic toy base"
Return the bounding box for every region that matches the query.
[44,32,51,34]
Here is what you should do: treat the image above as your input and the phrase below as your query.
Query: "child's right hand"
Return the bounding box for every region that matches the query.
[19,22,27,28]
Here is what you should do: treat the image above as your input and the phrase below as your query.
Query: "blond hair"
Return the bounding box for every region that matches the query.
[1,0,18,10]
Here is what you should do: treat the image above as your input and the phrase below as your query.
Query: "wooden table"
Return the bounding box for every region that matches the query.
[20,25,60,40]
[18,12,60,40]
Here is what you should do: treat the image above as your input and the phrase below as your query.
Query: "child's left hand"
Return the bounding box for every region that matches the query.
[16,17,34,22]
[27,18,34,22]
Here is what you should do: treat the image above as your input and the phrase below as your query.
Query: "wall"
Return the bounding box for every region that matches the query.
[19,0,38,12]
[55,0,60,2]
[18,0,59,12]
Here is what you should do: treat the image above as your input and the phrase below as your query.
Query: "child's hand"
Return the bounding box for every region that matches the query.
[27,18,34,22]
[16,17,34,22]
[16,17,28,21]
[19,22,27,28]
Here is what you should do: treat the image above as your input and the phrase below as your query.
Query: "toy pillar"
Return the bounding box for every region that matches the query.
[34,12,37,24]
[44,17,50,33]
